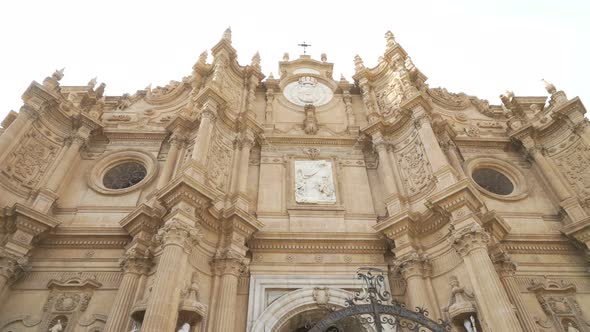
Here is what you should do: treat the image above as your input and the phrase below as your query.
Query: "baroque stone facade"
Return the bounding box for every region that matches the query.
[0,28,589,332]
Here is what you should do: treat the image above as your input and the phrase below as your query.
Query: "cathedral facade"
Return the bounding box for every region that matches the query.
[0,29,589,332]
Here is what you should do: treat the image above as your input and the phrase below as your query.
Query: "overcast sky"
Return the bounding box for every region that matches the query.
[0,0,588,123]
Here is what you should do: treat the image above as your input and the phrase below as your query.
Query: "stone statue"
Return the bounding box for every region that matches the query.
[49,319,63,332]
[542,79,557,94]
[321,53,327,62]
[567,322,580,332]
[283,52,289,61]
[303,104,319,135]
[95,83,106,99]
[463,315,478,332]
[178,323,191,332]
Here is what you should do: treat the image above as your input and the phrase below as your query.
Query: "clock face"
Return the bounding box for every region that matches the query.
[283,77,333,107]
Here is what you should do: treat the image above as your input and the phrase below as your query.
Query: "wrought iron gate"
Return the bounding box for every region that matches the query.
[308,268,450,332]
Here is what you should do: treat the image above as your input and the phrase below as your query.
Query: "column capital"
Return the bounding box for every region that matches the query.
[156,218,202,251]
[119,248,152,275]
[491,252,517,278]
[0,250,28,281]
[200,101,218,121]
[211,250,247,277]
[449,224,491,257]
[395,252,431,279]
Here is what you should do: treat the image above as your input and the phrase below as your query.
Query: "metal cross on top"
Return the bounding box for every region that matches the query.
[298,41,311,54]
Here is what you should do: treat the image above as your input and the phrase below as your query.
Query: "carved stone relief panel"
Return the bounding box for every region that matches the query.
[294,160,336,204]
[206,131,233,191]
[395,136,433,196]
[554,141,590,200]
[220,71,243,113]
[1,127,59,190]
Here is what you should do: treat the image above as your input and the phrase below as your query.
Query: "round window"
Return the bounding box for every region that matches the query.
[103,162,147,190]
[472,168,514,196]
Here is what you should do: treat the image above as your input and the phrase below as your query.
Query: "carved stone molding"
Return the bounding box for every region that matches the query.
[156,218,202,252]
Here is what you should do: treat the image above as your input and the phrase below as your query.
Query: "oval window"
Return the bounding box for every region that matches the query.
[472,168,514,196]
[103,162,147,190]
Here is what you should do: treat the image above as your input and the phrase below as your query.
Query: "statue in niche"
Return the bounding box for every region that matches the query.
[294,160,336,204]
[130,322,140,332]
[48,319,64,332]
[303,104,319,135]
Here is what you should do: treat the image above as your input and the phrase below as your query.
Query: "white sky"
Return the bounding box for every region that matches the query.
[0,0,588,123]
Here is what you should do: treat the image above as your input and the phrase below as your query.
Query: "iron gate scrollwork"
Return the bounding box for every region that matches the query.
[308,268,450,332]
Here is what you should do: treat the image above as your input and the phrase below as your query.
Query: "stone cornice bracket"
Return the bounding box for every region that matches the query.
[425,179,486,226]
[165,114,195,138]
[119,204,162,250]
[0,203,60,257]
[561,217,590,252]
[481,210,511,244]
[373,212,421,257]
[448,223,491,257]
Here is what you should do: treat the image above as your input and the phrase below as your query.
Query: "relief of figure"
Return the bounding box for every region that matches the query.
[295,160,336,204]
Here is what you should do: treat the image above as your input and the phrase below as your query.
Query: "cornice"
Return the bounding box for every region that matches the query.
[101,128,168,143]
[502,233,580,254]
[262,135,358,147]
[249,232,387,254]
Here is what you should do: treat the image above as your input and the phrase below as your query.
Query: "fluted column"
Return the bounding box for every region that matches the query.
[413,106,455,187]
[0,106,37,162]
[237,134,254,195]
[526,146,571,201]
[372,134,397,198]
[397,253,435,314]
[45,128,90,192]
[494,256,537,332]
[141,219,201,332]
[191,102,217,166]
[450,226,523,332]
[210,258,243,332]
[103,250,151,332]
[157,133,184,189]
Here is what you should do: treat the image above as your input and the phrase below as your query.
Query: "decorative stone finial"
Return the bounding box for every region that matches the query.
[222,27,232,42]
[542,79,556,94]
[268,72,275,80]
[54,68,65,81]
[87,77,97,89]
[354,55,365,72]
[500,90,514,108]
[321,53,327,62]
[283,52,289,61]
[251,51,261,69]
[385,31,397,50]
[198,50,208,64]
[340,73,346,81]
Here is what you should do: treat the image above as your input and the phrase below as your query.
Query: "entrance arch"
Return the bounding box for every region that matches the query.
[249,287,355,332]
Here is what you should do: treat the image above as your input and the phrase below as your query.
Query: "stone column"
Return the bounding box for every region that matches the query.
[494,256,537,332]
[526,146,571,201]
[450,226,523,332]
[45,128,90,192]
[210,258,243,332]
[397,253,435,314]
[237,133,254,195]
[191,101,217,166]
[373,135,397,194]
[103,250,151,332]
[157,133,184,189]
[413,106,455,187]
[141,219,201,332]
[0,106,37,162]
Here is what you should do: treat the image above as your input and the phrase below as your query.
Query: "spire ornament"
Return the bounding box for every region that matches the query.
[222,27,232,42]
